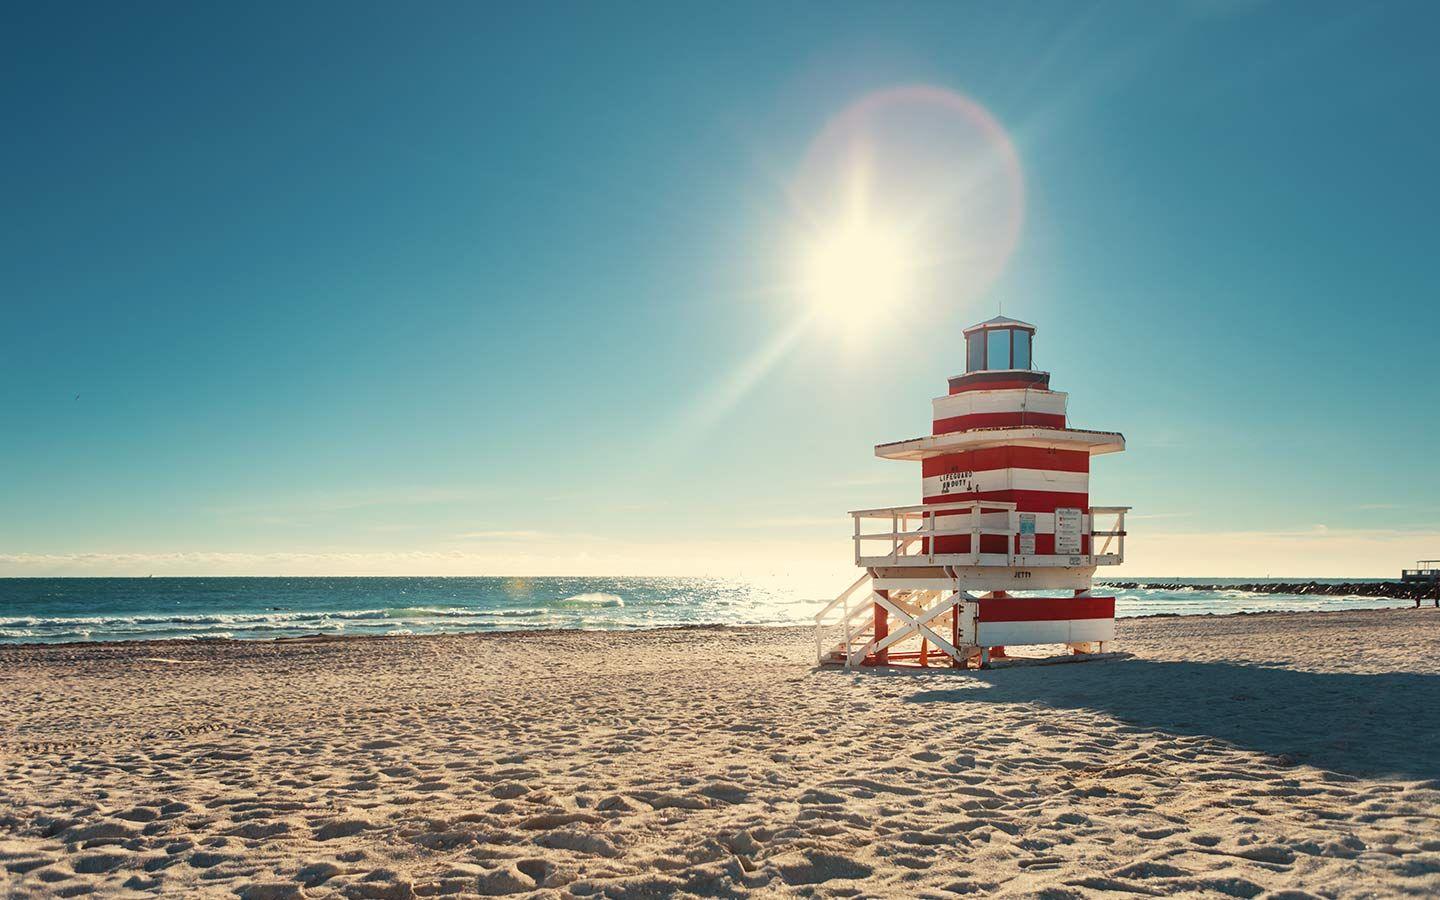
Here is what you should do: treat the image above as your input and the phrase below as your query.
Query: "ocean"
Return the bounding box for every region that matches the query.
[0,576,1414,644]
[0,573,1416,642]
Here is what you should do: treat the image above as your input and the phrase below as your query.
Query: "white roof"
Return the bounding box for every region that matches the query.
[963,315,1036,335]
[875,426,1125,461]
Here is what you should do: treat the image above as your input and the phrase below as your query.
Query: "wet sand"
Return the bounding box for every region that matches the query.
[2,608,1439,898]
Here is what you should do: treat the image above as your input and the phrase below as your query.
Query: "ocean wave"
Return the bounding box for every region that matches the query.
[557,592,624,608]
[0,611,331,629]
[0,606,493,630]
[0,608,579,643]
[376,606,473,619]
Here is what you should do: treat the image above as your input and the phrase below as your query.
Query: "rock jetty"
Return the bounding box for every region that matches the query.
[1099,580,1440,606]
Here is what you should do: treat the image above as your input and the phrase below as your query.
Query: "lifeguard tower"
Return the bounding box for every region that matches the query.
[815,315,1130,669]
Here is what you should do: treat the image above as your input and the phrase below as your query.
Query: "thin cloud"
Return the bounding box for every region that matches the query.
[830,472,911,487]
[1114,526,1440,579]
[754,515,848,529]
[213,486,488,520]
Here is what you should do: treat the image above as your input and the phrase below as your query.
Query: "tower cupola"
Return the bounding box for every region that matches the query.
[963,315,1035,372]
[952,315,1046,394]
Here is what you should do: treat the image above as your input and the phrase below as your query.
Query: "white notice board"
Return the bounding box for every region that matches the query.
[1018,513,1036,555]
[1054,507,1083,555]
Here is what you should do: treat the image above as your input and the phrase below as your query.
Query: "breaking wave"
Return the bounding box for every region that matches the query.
[557,592,625,608]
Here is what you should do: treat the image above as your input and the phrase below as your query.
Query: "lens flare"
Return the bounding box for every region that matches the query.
[789,85,1026,330]
[669,85,1025,441]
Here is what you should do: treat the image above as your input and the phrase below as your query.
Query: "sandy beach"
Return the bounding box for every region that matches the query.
[3,608,1438,899]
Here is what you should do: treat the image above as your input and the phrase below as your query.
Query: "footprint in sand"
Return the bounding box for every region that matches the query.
[486,780,536,800]
[474,862,536,895]
[1112,860,1193,880]
[71,850,131,874]
[699,782,749,804]
[768,849,873,886]
[314,818,372,841]
[280,861,340,889]
[114,806,160,823]
[536,828,622,858]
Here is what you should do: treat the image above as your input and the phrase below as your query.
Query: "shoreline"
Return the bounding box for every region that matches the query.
[0,601,1427,651]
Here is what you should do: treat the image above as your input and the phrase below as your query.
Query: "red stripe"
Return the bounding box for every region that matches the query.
[948,379,1047,394]
[922,447,1089,477]
[925,534,1012,555]
[922,489,1090,513]
[977,596,1115,622]
[933,411,1066,434]
[948,372,1051,394]
[926,533,1090,556]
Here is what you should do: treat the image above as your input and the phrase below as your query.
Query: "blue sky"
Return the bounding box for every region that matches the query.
[3,1,1438,578]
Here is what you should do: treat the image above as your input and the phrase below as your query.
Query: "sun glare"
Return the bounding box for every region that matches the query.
[802,221,912,328]
[788,85,1026,338]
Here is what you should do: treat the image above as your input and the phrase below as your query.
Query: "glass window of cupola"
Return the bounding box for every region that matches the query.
[965,326,1034,372]
[1013,329,1031,369]
[966,332,985,372]
[986,329,1011,369]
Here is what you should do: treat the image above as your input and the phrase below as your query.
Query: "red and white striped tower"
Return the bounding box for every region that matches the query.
[815,315,1130,669]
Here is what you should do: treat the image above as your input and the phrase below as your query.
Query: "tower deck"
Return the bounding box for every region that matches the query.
[851,500,1128,590]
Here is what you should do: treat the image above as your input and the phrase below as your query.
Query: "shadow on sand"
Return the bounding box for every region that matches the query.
[901,659,1440,782]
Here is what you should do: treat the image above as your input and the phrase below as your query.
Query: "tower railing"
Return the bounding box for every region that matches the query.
[1088,506,1128,565]
[851,502,1128,568]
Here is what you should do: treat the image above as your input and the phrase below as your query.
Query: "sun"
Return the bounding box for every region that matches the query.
[801,220,913,328]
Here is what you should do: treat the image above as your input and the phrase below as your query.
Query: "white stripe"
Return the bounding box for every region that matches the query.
[922,468,1089,498]
[932,389,1067,421]
[978,619,1114,647]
